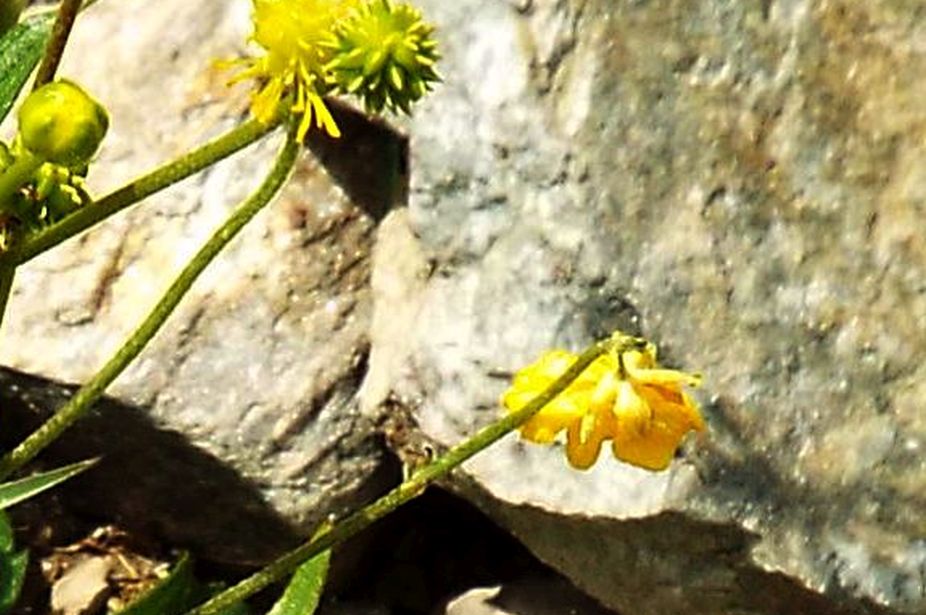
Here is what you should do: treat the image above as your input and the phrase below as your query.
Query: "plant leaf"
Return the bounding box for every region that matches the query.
[0,511,27,614]
[0,511,12,553]
[0,547,28,614]
[0,458,97,510]
[0,550,27,613]
[268,544,331,615]
[115,554,251,615]
[0,13,53,124]
[194,585,252,615]
[115,552,195,615]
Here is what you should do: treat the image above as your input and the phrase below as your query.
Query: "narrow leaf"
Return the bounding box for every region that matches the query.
[0,14,53,124]
[0,458,97,510]
[0,511,12,553]
[115,553,195,615]
[194,585,252,615]
[268,542,331,615]
[0,549,28,614]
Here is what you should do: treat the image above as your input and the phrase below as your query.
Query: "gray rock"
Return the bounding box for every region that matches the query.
[0,0,403,559]
[362,1,926,614]
[440,579,617,615]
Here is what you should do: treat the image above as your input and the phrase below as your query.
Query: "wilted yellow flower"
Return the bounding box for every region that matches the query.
[501,334,704,471]
[232,0,360,140]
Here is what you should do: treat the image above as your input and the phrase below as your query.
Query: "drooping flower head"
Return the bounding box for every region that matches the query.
[501,332,705,471]
[326,0,441,114]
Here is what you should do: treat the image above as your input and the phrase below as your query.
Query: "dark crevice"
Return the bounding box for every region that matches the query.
[323,449,622,615]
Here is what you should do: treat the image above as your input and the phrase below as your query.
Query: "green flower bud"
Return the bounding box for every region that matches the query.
[326,0,440,115]
[17,79,109,169]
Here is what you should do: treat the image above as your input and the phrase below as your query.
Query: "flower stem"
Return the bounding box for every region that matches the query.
[0,265,14,333]
[0,150,42,217]
[0,150,39,336]
[186,339,611,615]
[32,0,81,89]
[0,130,299,481]
[6,115,281,266]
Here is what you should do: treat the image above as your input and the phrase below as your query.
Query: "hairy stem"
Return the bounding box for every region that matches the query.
[32,0,81,89]
[187,339,611,614]
[0,131,299,481]
[7,115,281,265]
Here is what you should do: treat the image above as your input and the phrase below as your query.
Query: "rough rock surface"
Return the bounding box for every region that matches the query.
[0,0,403,559]
[362,1,926,614]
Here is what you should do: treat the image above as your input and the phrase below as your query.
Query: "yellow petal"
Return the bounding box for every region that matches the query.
[623,348,701,387]
[251,77,284,123]
[611,423,680,471]
[612,380,652,435]
[296,104,314,141]
[589,371,619,414]
[612,388,705,470]
[565,416,606,470]
[636,386,705,433]
[310,94,341,137]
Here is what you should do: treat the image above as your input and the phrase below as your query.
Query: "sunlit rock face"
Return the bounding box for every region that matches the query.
[363,1,926,613]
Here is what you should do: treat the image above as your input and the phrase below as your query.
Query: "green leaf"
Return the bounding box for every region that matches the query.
[268,544,331,615]
[115,553,196,615]
[0,458,97,510]
[195,585,251,615]
[0,511,27,614]
[0,511,12,553]
[0,13,53,125]
[115,555,250,615]
[0,548,27,614]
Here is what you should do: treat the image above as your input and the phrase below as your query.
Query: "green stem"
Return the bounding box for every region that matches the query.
[7,115,280,265]
[0,150,33,335]
[187,339,611,615]
[0,131,299,481]
[0,150,42,217]
[32,0,81,89]
[0,265,14,333]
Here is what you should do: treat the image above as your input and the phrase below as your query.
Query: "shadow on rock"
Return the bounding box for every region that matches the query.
[0,366,301,565]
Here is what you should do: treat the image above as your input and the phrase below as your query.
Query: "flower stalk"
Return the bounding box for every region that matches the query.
[32,0,82,89]
[0,150,43,218]
[187,337,613,614]
[0,130,299,481]
[3,113,282,266]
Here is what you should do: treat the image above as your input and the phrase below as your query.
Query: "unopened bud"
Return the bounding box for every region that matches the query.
[18,80,109,169]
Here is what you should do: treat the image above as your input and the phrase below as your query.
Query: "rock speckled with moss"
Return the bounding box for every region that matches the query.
[362,1,926,614]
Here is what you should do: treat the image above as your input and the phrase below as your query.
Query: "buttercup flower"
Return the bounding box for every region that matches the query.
[232,0,360,139]
[231,0,439,139]
[501,332,704,471]
[326,0,440,114]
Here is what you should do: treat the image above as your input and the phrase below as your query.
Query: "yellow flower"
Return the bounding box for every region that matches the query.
[232,0,360,140]
[501,335,704,471]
